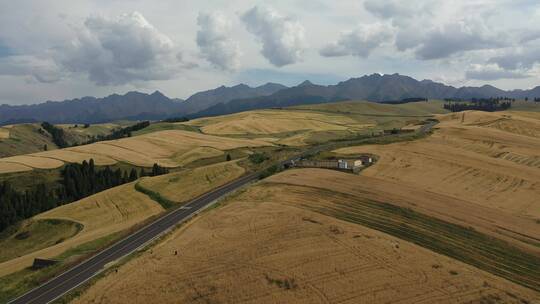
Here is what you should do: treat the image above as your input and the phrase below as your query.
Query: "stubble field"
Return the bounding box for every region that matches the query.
[73,169,539,304]
[335,110,540,219]
[0,129,271,174]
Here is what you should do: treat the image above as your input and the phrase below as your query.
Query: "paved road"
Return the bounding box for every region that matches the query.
[8,120,438,304]
[8,172,262,304]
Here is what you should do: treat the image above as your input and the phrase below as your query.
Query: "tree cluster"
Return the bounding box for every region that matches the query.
[248,152,269,164]
[80,121,150,145]
[162,117,189,123]
[0,182,58,231]
[534,98,540,102]
[41,122,68,148]
[0,159,169,232]
[443,99,512,112]
[383,97,428,104]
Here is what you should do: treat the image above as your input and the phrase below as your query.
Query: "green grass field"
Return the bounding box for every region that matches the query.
[0,219,82,264]
[0,231,122,303]
[0,124,57,158]
[0,122,131,158]
[131,122,200,136]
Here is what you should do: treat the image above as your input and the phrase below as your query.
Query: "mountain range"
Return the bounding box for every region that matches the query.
[1,73,539,124]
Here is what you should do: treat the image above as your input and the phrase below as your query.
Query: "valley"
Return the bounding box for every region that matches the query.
[0,99,539,304]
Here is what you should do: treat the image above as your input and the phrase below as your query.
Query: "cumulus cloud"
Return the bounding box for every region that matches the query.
[57,12,189,86]
[0,55,62,83]
[414,20,505,60]
[363,0,415,20]
[489,48,540,71]
[241,6,306,67]
[466,63,529,80]
[320,23,394,58]
[197,12,241,70]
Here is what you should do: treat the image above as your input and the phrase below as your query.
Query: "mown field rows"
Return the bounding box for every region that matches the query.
[335,111,540,218]
[0,129,270,174]
[72,169,539,304]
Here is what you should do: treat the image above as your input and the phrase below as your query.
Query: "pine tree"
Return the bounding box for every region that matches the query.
[129,168,139,181]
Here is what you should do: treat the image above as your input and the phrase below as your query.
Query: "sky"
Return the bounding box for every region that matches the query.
[0,0,539,105]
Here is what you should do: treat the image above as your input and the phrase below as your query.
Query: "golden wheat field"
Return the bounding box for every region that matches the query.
[335,110,540,219]
[0,127,9,139]
[0,161,248,277]
[187,110,359,135]
[0,155,64,170]
[73,169,539,304]
[170,146,224,167]
[0,129,271,174]
[0,183,164,277]
[138,161,245,204]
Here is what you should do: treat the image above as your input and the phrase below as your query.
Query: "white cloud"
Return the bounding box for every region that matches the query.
[414,20,506,60]
[241,6,306,67]
[57,11,189,86]
[489,47,540,70]
[363,0,415,20]
[320,23,394,58]
[0,55,62,83]
[466,63,529,80]
[197,12,241,71]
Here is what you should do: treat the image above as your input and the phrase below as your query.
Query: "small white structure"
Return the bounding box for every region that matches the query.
[338,159,348,169]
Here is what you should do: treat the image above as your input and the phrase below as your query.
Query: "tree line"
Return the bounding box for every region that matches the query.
[383,97,428,104]
[0,159,169,232]
[39,121,152,150]
[79,121,151,145]
[443,99,512,112]
[40,122,69,148]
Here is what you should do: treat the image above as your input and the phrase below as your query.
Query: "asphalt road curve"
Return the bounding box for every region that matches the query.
[8,172,261,304]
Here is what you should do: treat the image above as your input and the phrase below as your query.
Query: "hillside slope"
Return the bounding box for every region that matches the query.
[73,169,539,304]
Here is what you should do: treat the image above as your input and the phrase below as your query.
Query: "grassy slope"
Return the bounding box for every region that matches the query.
[0,124,57,158]
[0,183,164,277]
[335,110,540,219]
[0,232,122,303]
[0,129,271,174]
[131,122,199,136]
[0,219,82,263]
[136,161,245,208]
[71,170,539,304]
[258,170,540,291]
[184,100,448,147]
[0,122,128,159]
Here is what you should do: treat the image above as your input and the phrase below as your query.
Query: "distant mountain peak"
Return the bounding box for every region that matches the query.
[298,80,314,87]
[232,83,251,89]
[151,90,166,97]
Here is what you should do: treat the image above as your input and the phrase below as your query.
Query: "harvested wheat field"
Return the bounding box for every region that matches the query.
[74,169,539,304]
[70,130,270,167]
[32,150,117,166]
[137,161,245,204]
[293,100,449,116]
[0,155,64,172]
[170,146,224,166]
[0,183,163,277]
[0,129,271,172]
[336,111,540,219]
[0,127,9,139]
[0,162,32,174]
[187,110,359,135]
